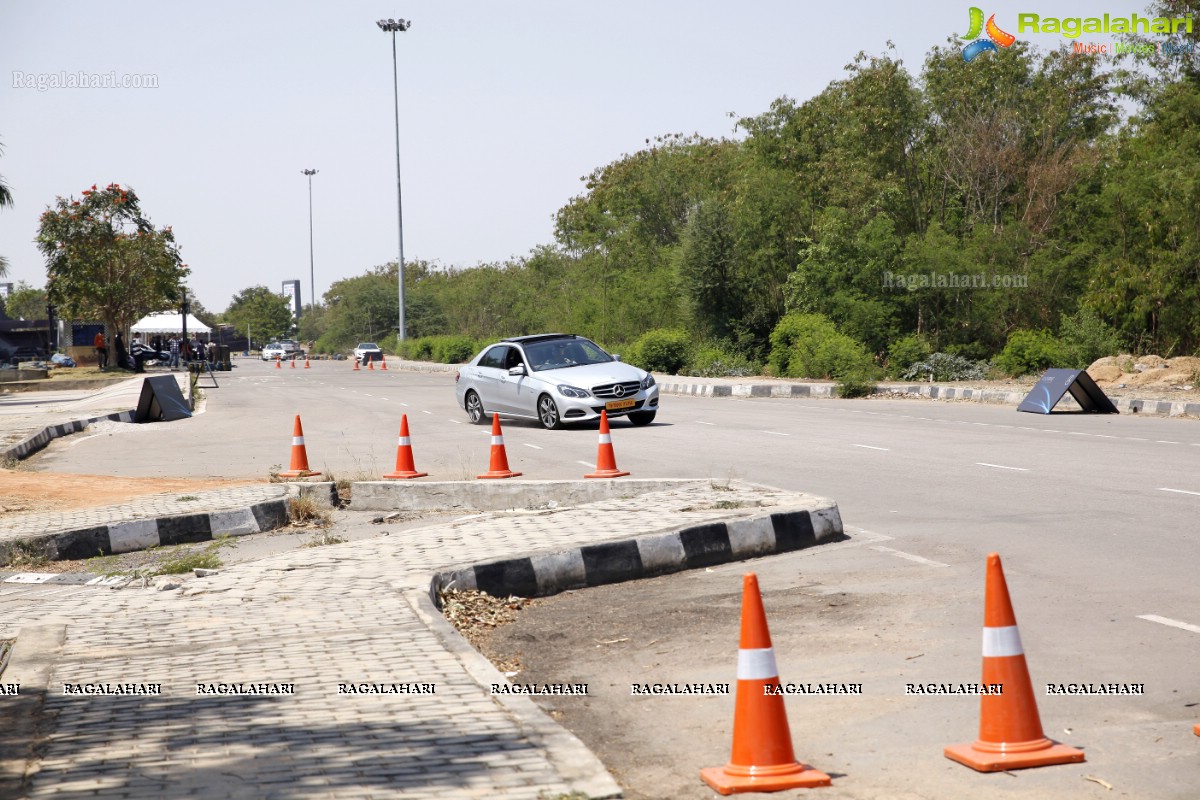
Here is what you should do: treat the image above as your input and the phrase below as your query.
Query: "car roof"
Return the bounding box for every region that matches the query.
[501,334,579,345]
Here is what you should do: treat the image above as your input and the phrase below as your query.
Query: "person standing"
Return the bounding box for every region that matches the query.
[168,335,180,369]
[94,330,107,369]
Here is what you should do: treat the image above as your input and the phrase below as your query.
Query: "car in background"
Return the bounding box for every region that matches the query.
[279,340,301,357]
[454,333,659,429]
[354,342,383,363]
[261,343,287,361]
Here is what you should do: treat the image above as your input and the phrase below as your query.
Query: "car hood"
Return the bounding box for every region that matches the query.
[532,361,645,388]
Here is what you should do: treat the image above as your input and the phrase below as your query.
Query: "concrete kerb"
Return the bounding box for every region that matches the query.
[1,410,138,462]
[350,477,711,512]
[429,502,845,600]
[0,482,338,567]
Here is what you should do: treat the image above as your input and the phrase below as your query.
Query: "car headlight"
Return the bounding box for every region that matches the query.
[557,384,591,399]
[640,374,656,390]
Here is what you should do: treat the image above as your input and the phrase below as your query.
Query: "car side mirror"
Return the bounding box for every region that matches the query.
[508,365,526,376]
[612,354,622,362]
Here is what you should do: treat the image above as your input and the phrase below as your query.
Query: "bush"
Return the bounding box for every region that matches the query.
[396,336,435,361]
[430,335,480,364]
[1059,309,1124,367]
[685,344,759,378]
[887,334,932,378]
[994,330,1071,377]
[768,313,877,380]
[627,328,692,374]
[901,352,989,382]
[837,369,878,398]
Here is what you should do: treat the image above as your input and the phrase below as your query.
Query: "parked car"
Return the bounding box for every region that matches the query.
[454,333,659,429]
[261,343,287,361]
[278,340,301,357]
[354,342,383,363]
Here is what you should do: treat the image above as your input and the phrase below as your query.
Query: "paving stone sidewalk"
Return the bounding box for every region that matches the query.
[1,482,833,799]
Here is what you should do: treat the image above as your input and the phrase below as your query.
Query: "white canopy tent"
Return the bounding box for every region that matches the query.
[130,312,211,336]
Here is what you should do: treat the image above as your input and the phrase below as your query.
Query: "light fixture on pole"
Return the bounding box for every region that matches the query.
[376,16,411,341]
[301,169,318,315]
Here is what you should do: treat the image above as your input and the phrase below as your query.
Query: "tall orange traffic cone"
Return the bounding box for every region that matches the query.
[275,356,281,369]
[304,355,310,369]
[277,415,321,478]
[701,573,831,794]
[383,415,428,479]
[944,553,1085,772]
[380,357,388,371]
[477,415,522,479]
[353,358,360,371]
[368,358,375,370]
[584,410,629,478]
[1194,723,1199,736]
[290,356,296,369]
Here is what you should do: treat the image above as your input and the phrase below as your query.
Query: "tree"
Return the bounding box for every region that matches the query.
[2,281,48,321]
[221,286,294,345]
[36,183,187,342]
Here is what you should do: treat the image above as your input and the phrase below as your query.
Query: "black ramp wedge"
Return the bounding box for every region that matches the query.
[1017,368,1118,414]
[135,375,192,422]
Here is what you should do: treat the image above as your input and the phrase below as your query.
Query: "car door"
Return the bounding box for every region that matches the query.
[494,346,533,418]
[472,345,513,415]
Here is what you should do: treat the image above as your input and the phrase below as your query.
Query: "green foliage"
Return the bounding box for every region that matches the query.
[901,352,989,382]
[430,335,479,364]
[1,280,48,321]
[396,336,435,361]
[222,286,293,342]
[837,371,878,398]
[1058,308,1124,367]
[994,330,1071,377]
[887,334,932,377]
[626,328,692,374]
[685,343,759,377]
[36,183,187,339]
[768,313,877,380]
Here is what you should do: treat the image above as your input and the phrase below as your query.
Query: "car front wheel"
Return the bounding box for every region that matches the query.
[628,410,656,426]
[538,394,563,430]
[465,391,487,424]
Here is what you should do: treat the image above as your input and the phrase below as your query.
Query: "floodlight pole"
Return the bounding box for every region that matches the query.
[376,17,410,341]
[302,169,318,315]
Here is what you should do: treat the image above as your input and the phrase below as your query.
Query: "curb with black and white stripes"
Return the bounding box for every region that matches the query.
[431,505,844,600]
[1,410,137,462]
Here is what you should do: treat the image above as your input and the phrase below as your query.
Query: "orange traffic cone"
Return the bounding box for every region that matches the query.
[304,355,310,369]
[701,573,831,794]
[353,358,360,371]
[277,415,321,478]
[944,553,1085,772]
[368,358,375,370]
[383,415,428,479]
[275,356,281,369]
[380,357,388,371]
[477,414,522,479]
[1194,723,1199,736]
[584,410,629,478]
[290,356,296,369]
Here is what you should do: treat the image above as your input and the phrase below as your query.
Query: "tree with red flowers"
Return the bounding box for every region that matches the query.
[36,183,188,360]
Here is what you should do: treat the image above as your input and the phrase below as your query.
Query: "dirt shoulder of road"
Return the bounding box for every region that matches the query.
[0,469,266,515]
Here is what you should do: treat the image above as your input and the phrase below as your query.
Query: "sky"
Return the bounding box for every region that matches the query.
[0,0,1157,315]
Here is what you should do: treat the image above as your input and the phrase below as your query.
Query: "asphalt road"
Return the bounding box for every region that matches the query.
[23,359,1200,797]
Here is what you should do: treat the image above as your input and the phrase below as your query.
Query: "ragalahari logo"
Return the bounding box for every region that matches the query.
[961,7,1017,62]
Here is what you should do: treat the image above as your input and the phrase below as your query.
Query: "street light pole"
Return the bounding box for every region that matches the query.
[376,17,410,342]
[301,169,318,314]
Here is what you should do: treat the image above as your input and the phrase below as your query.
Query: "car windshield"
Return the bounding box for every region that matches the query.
[523,338,612,372]
[358,343,378,349]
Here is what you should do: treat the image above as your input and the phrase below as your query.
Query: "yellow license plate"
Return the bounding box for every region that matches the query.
[605,398,636,411]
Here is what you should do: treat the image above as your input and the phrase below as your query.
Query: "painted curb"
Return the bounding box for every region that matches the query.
[1,410,138,462]
[431,504,844,599]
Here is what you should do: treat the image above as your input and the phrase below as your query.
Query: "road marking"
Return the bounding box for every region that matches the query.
[523,443,543,450]
[853,444,889,451]
[1126,437,1147,442]
[696,421,716,426]
[1042,429,1061,433]
[449,419,462,424]
[870,545,950,568]
[421,410,432,414]
[576,460,595,468]
[1156,440,1179,444]
[1158,488,1200,497]
[363,393,373,397]
[1095,434,1116,439]
[762,431,791,437]
[401,402,409,407]
[976,462,1029,471]
[1137,615,1200,634]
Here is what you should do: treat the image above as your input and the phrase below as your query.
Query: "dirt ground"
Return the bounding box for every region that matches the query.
[0,469,264,515]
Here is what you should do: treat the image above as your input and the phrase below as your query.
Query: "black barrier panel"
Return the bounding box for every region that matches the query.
[1017,368,1118,414]
[135,375,192,422]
